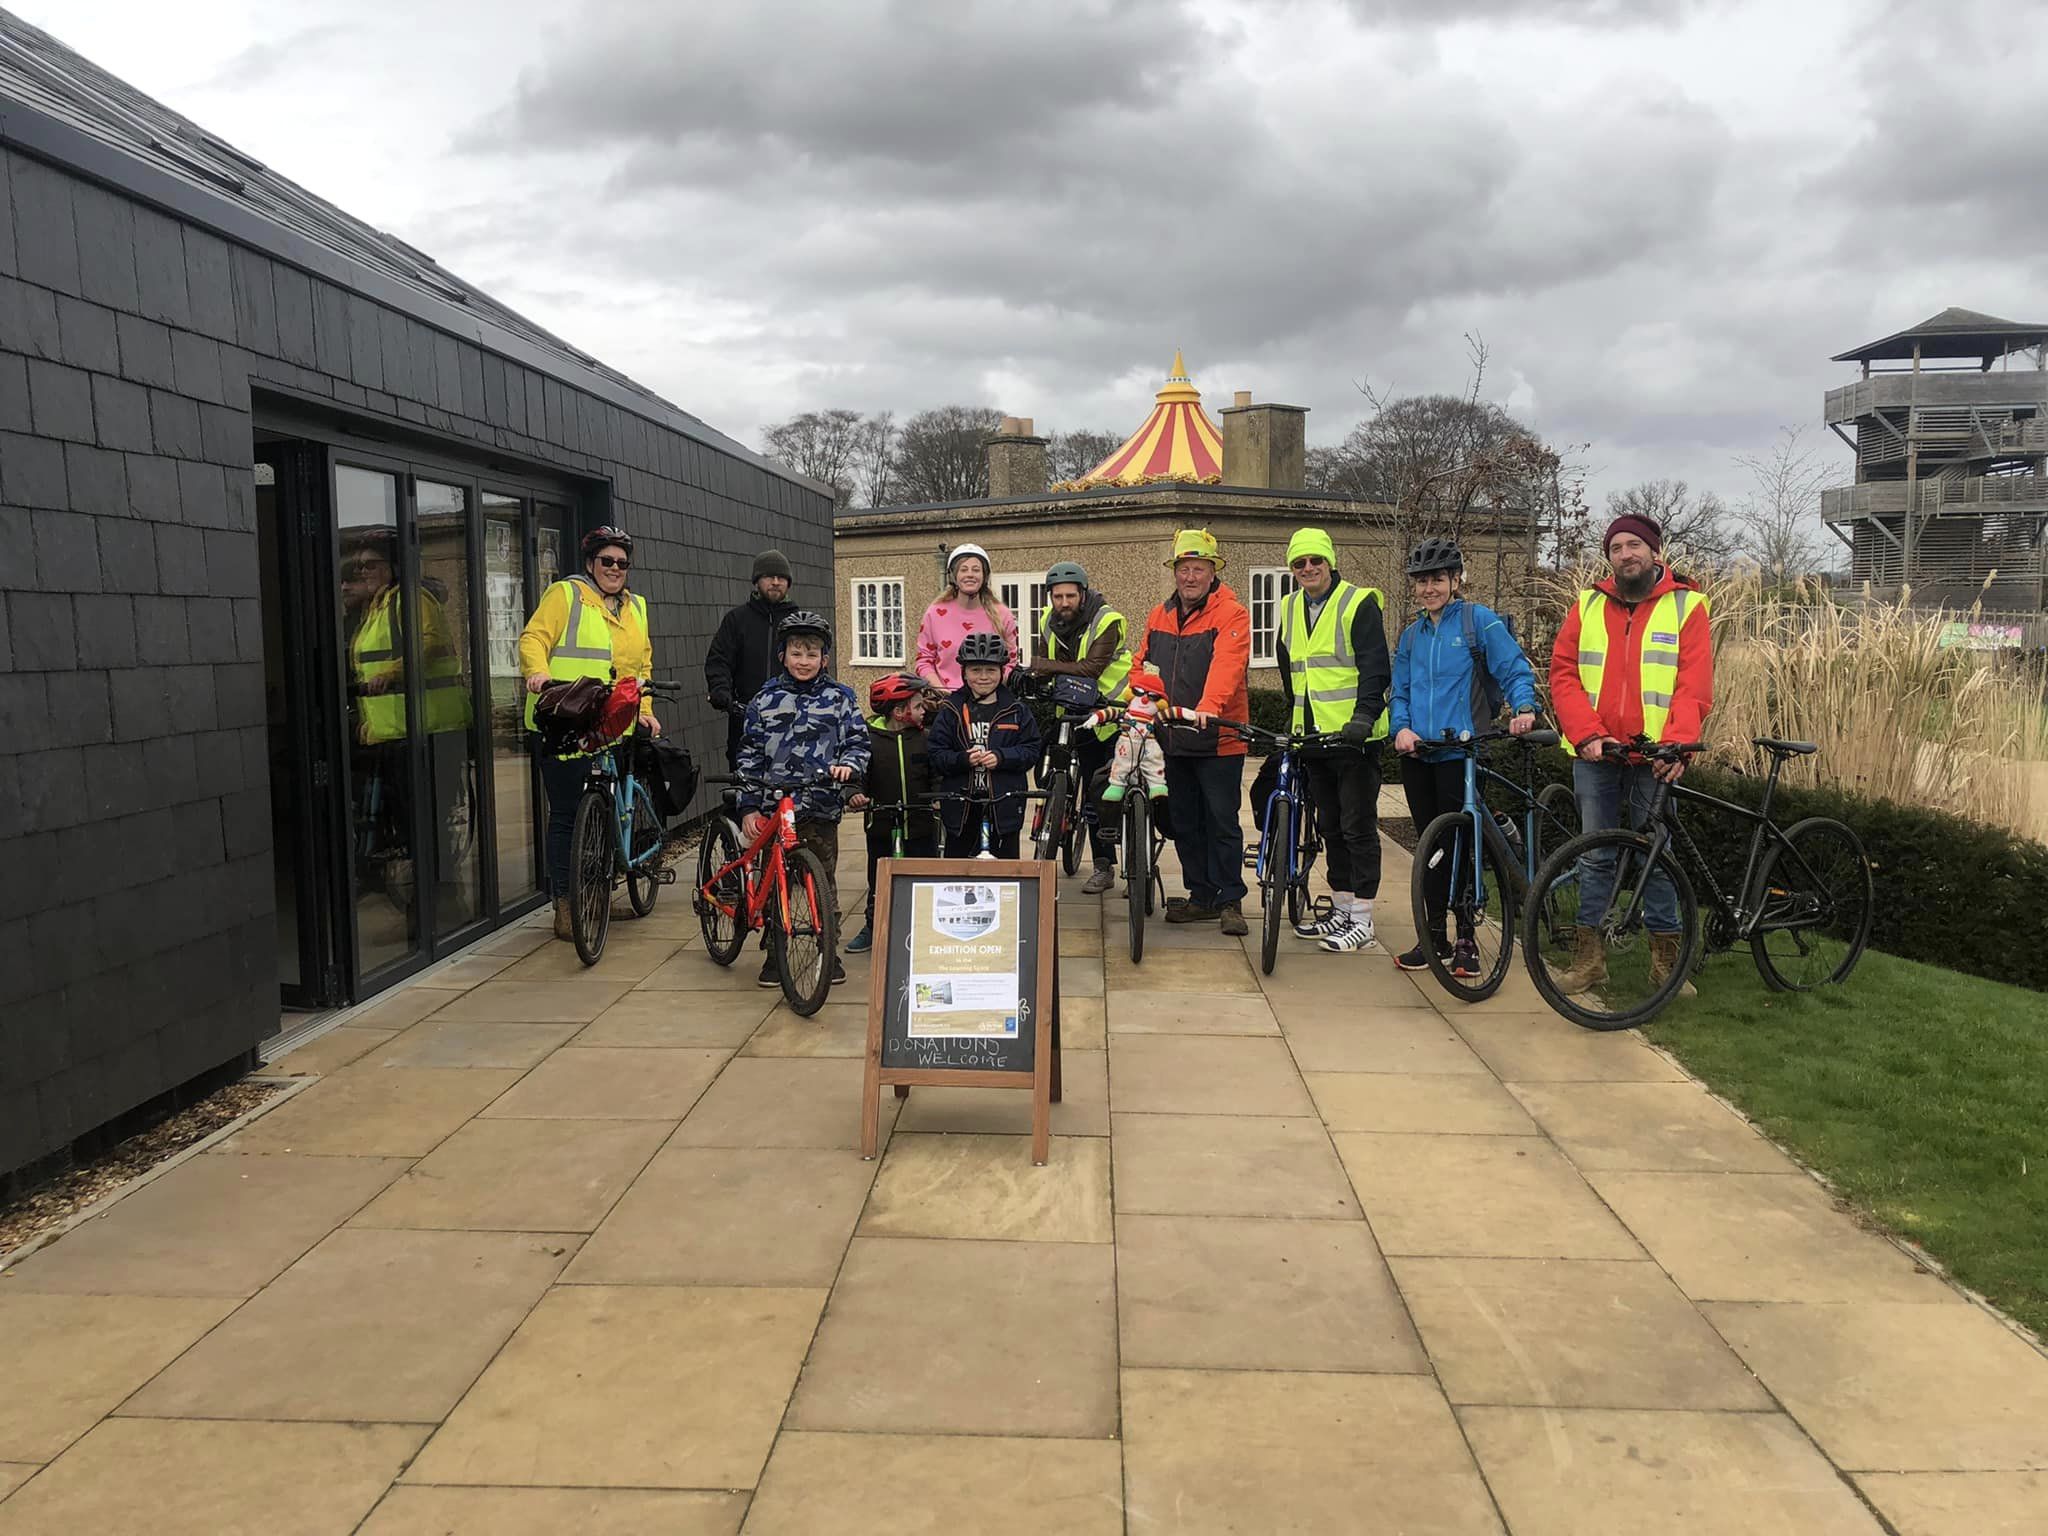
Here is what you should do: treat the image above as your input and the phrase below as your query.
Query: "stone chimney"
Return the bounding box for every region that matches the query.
[1220,393,1308,491]
[986,416,1049,497]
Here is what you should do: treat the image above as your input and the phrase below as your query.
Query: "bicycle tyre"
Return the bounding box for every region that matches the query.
[1750,816,1873,991]
[1125,796,1148,964]
[695,816,746,966]
[1259,795,1290,975]
[1523,828,1699,1031]
[625,783,664,916]
[1530,781,1583,954]
[1034,774,1069,864]
[773,846,836,1016]
[1412,810,1517,1003]
[1061,799,1084,876]
[568,788,615,967]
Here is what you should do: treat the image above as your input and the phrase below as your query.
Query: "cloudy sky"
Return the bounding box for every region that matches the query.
[16,0,2046,507]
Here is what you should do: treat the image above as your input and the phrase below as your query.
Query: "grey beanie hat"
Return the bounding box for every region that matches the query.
[752,548,794,583]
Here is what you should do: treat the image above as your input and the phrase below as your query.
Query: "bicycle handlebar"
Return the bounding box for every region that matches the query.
[1421,725,1563,753]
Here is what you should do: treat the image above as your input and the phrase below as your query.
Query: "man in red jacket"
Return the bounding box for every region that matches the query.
[1548,513,1714,996]
[1130,529,1254,935]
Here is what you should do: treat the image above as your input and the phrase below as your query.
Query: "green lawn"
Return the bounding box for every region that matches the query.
[1645,949,2048,1339]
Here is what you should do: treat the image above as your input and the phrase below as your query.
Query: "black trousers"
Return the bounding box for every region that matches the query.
[538,751,588,897]
[862,814,940,927]
[1400,755,1473,940]
[1070,728,1115,866]
[1164,753,1246,908]
[1303,749,1383,900]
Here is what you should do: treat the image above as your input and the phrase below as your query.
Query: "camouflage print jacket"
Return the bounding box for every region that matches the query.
[735,670,870,822]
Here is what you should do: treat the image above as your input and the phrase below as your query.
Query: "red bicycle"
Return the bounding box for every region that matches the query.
[694,774,838,1015]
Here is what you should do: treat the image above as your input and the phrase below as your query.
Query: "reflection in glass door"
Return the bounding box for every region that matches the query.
[417,480,483,941]
[336,463,420,977]
[484,491,539,908]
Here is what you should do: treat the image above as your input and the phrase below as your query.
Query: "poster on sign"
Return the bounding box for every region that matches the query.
[908,881,1022,1038]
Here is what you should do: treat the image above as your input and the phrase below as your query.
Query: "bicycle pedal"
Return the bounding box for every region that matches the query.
[657,868,678,885]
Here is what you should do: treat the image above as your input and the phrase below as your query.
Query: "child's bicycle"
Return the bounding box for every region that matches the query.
[1403,727,1579,1003]
[545,678,683,967]
[1214,720,1348,975]
[694,771,846,1016]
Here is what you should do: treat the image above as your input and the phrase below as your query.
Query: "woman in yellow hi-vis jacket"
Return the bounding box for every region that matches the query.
[519,525,658,939]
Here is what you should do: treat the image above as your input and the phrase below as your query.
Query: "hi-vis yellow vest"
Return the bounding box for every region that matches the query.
[1564,586,1707,755]
[522,577,645,733]
[350,589,471,744]
[1038,605,1133,740]
[1280,581,1386,737]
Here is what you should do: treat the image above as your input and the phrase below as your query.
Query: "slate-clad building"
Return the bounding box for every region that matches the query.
[0,13,832,1179]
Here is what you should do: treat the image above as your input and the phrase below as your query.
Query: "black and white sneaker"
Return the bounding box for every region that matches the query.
[1293,909,1348,941]
[1320,912,1377,952]
[1395,942,1447,972]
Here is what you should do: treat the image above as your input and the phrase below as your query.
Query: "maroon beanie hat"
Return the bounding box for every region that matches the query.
[1603,513,1663,555]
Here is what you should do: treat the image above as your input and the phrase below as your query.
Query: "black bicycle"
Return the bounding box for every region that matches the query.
[1016,671,1099,873]
[1523,736,1875,1030]
[1083,699,1183,963]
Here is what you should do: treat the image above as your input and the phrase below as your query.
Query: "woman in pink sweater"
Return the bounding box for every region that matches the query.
[914,543,1021,691]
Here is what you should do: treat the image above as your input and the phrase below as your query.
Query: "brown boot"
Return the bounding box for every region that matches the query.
[1552,925,1607,994]
[1649,933,1697,999]
[553,897,574,941]
[1218,901,1248,937]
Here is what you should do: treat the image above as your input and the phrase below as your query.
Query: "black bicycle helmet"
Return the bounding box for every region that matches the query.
[957,631,1008,666]
[580,525,634,559]
[1405,536,1464,577]
[777,608,832,647]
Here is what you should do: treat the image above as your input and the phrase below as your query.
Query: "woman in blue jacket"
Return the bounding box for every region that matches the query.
[1387,538,1543,974]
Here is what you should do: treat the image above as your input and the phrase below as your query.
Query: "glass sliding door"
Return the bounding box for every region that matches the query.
[416,479,484,942]
[336,462,420,978]
[483,490,539,910]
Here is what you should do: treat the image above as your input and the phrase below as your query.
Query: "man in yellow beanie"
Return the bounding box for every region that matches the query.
[1275,527,1391,952]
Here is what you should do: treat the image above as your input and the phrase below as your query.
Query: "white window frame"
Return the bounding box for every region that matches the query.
[850,577,906,666]
[1248,567,1297,669]
[992,573,1047,664]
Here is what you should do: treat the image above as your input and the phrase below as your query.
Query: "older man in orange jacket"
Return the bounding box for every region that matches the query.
[1130,529,1254,935]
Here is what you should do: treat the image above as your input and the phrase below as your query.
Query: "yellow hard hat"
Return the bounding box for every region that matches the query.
[1165,527,1225,571]
[1286,527,1337,567]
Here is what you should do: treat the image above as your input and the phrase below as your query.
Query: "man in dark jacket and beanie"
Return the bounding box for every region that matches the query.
[705,549,795,768]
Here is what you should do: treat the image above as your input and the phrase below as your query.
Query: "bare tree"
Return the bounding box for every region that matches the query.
[852,411,896,508]
[1048,427,1124,485]
[1605,479,1738,568]
[760,408,864,509]
[890,405,1002,504]
[1733,426,1831,589]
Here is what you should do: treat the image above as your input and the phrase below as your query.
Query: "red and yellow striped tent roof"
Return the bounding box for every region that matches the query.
[1054,351,1225,491]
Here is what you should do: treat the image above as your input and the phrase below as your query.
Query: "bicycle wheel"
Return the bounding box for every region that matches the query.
[1288,797,1318,927]
[1412,811,1517,1003]
[568,789,615,966]
[1524,829,1699,1030]
[1061,800,1084,876]
[1124,797,1148,964]
[1034,774,1069,864]
[694,816,746,965]
[625,783,664,916]
[1259,795,1290,975]
[1750,817,1872,991]
[773,846,836,1016]
[1530,781,1583,956]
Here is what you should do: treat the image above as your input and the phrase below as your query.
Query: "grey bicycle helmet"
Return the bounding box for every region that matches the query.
[957,631,1008,666]
[1405,536,1464,577]
[777,609,832,647]
[1044,559,1089,590]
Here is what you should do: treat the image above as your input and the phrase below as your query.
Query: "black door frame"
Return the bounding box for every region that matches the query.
[254,399,597,1005]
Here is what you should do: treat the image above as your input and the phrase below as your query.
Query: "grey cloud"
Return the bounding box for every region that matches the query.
[1334,0,1698,23]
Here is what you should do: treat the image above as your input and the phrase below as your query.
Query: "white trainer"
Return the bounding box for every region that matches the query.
[1321,912,1377,952]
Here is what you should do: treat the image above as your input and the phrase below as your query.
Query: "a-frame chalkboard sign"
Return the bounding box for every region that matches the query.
[861,857,1061,1164]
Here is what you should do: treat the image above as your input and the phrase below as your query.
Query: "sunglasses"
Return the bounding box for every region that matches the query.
[595,555,631,571]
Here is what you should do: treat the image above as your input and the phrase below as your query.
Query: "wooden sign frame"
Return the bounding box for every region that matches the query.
[862,857,1062,1164]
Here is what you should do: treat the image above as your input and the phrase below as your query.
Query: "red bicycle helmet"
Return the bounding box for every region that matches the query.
[868,673,922,710]
[580,525,634,559]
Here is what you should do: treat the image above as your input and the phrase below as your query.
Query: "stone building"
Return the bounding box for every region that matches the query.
[0,15,833,1179]
[834,354,1529,698]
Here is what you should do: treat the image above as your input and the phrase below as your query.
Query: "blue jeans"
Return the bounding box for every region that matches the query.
[1573,758,1680,934]
[1165,754,1247,908]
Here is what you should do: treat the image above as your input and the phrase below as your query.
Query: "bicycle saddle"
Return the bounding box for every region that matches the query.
[1753,736,1818,756]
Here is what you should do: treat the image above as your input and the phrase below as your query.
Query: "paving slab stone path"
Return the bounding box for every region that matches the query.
[2,814,2044,1534]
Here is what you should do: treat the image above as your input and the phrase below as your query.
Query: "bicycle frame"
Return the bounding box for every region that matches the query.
[1598,753,1829,945]
[1254,744,1311,891]
[700,790,805,935]
[584,744,665,876]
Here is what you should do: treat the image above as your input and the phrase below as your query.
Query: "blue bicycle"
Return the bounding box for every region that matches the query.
[1408,727,1580,1002]
[563,680,682,966]
[1220,720,1343,975]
